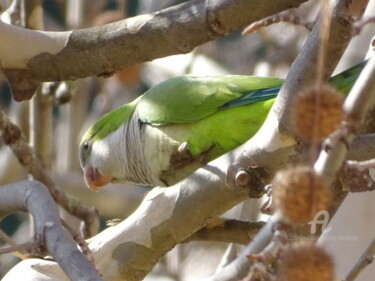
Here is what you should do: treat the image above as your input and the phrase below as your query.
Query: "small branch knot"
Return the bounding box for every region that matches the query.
[366,256,374,265]
[235,170,251,186]
[205,0,228,36]
[228,166,268,198]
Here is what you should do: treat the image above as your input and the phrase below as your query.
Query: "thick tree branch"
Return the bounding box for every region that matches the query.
[0,180,103,281]
[3,154,267,281]
[0,0,308,100]
[182,220,265,245]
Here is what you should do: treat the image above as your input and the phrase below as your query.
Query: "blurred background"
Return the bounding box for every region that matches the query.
[0,0,374,280]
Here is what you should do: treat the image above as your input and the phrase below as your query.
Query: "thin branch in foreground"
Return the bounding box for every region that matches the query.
[244,263,276,281]
[204,215,281,281]
[247,228,288,264]
[245,228,288,280]
[61,218,95,264]
[0,180,103,281]
[0,228,30,259]
[242,11,314,34]
[352,16,375,35]
[345,234,375,281]
[0,107,100,238]
[0,241,39,256]
[345,158,375,171]
[314,55,375,183]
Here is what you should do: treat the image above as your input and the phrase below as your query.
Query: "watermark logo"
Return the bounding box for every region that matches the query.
[308,210,332,234]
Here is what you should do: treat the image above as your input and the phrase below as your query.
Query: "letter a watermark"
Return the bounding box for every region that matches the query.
[308,210,332,234]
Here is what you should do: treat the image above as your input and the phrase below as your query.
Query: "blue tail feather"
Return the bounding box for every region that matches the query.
[219,85,281,110]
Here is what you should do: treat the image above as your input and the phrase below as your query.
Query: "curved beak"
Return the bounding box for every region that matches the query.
[83,165,113,191]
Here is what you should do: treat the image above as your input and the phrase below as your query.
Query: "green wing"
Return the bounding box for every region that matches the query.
[136,75,284,125]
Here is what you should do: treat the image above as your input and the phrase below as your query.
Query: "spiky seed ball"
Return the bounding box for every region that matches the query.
[291,85,344,142]
[278,242,335,281]
[272,166,331,224]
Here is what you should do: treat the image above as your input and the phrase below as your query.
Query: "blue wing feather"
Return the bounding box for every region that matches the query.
[220,85,281,109]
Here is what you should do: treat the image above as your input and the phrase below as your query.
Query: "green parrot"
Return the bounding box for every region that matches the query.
[79,61,366,190]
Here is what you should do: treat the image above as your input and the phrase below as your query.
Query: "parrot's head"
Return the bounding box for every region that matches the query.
[79,135,113,192]
[79,101,138,191]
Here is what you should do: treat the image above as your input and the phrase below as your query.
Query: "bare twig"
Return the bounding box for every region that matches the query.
[243,11,314,34]
[0,241,39,256]
[61,219,95,264]
[353,16,375,35]
[244,228,288,280]
[0,228,29,259]
[0,228,19,248]
[345,159,375,171]
[345,235,375,281]
[247,228,288,264]
[0,180,103,281]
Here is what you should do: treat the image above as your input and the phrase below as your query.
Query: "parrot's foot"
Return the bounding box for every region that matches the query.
[171,142,195,169]
[171,142,211,169]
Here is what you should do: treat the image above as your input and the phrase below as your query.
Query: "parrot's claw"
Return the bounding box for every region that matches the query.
[172,142,211,168]
[178,142,189,154]
[171,142,195,168]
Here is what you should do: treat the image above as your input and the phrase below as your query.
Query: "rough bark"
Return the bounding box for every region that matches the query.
[0,0,308,100]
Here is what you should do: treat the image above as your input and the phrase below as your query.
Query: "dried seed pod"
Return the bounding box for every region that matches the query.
[278,242,335,281]
[272,166,331,224]
[291,85,344,142]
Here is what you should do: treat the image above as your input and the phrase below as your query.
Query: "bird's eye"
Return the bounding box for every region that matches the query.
[83,141,91,151]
